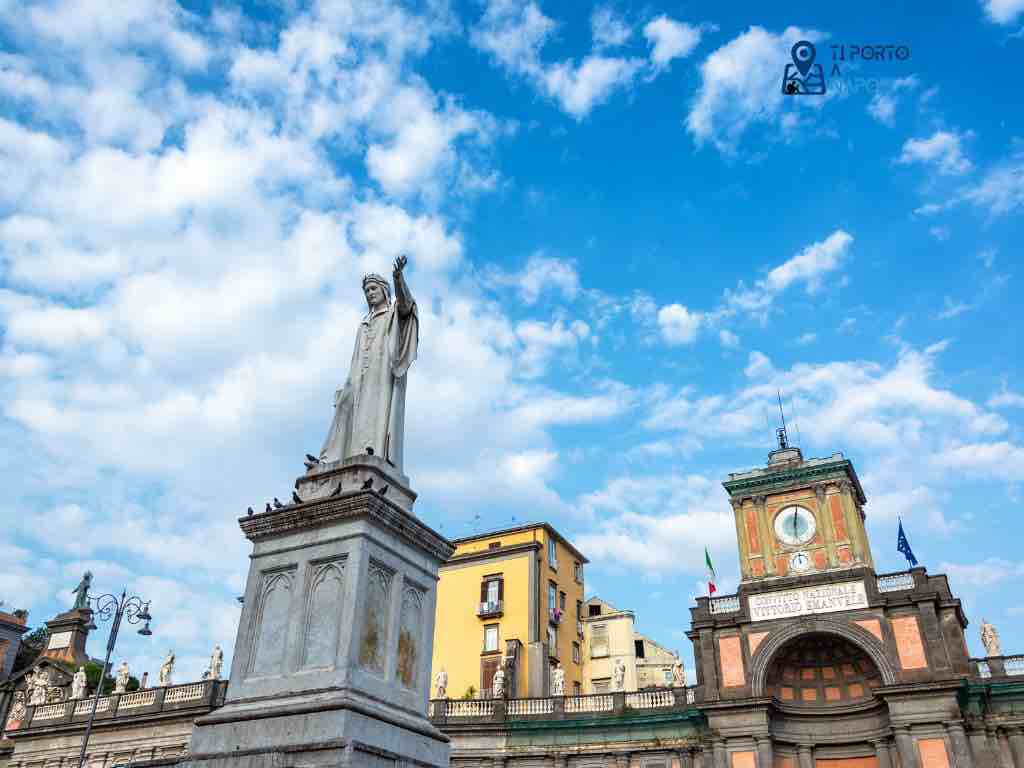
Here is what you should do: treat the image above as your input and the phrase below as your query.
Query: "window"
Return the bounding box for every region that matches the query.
[664,668,674,685]
[559,591,566,610]
[576,599,582,617]
[574,561,583,583]
[547,625,557,657]
[635,639,646,659]
[573,641,581,664]
[592,677,610,693]
[484,624,499,652]
[481,656,501,696]
[548,537,557,568]
[591,623,608,658]
[488,541,501,549]
[548,582,557,611]
[588,603,602,617]
[479,575,503,615]
[573,681,581,696]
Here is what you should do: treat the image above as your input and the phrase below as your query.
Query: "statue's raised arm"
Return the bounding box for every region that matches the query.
[318,255,419,473]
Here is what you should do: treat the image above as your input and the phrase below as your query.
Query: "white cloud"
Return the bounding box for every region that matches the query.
[936,297,971,319]
[931,441,1024,481]
[980,0,1024,24]
[988,383,1024,409]
[914,156,1024,220]
[686,25,824,153]
[838,317,857,333]
[719,329,740,349]
[866,75,918,126]
[657,304,702,345]
[938,558,1024,586]
[896,130,974,176]
[591,7,632,49]
[541,56,644,119]
[643,16,705,69]
[929,225,951,241]
[796,332,817,345]
[978,247,998,268]
[515,317,591,377]
[744,350,773,378]
[724,229,853,319]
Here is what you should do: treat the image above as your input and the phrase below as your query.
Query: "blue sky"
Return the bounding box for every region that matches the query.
[0,0,1022,683]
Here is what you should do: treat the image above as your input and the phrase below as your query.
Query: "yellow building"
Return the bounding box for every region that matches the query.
[430,522,588,699]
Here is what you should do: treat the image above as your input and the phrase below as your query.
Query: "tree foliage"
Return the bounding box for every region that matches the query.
[12,625,48,673]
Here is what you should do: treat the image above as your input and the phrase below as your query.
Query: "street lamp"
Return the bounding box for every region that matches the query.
[76,589,154,768]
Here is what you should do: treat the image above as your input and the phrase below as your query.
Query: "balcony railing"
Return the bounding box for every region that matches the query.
[431,685,701,724]
[477,600,503,618]
[10,680,227,733]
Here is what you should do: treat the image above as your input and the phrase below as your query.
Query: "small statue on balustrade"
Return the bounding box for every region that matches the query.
[981,619,1002,658]
[71,666,88,700]
[434,668,448,699]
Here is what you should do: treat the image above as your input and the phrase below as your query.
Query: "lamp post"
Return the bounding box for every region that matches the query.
[76,589,153,768]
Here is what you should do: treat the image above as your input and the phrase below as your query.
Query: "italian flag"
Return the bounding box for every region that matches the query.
[705,547,717,596]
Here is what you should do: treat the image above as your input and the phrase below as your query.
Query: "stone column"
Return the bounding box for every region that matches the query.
[894,727,921,768]
[947,722,974,768]
[797,744,814,768]
[714,740,729,768]
[756,736,774,768]
[1007,729,1024,768]
[679,748,695,768]
[967,729,994,768]
[873,739,893,768]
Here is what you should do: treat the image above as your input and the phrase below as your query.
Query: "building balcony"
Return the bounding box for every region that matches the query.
[477,600,503,618]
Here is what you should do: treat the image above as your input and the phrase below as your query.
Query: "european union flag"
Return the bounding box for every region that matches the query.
[897,518,918,567]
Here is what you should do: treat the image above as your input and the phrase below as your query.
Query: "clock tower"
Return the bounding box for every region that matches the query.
[722,430,873,582]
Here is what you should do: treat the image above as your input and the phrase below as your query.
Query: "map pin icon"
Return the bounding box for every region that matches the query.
[791,41,816,77]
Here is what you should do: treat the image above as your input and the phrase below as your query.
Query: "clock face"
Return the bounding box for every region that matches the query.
[789,550,812,573]
[774,505,816,546]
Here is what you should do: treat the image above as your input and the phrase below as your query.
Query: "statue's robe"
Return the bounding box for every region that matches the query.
[319,280,418,473]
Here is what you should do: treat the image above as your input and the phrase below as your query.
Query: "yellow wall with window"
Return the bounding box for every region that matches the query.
[430,523,587,699]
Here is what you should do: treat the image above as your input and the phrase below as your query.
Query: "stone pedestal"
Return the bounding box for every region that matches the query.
[187,455,454,768]
[40,609,92,667]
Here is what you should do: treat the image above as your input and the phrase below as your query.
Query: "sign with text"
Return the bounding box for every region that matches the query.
[749,580,868,622]
[47,631,72,650]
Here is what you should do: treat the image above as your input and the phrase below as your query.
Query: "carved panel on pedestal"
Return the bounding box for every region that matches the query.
[250,568,295,677]
[360,561,393,674]
[891,616,928,670]
[302,558,347,669]
[397,584,424,689]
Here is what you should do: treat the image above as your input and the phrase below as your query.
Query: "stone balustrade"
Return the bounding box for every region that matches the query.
[876,571,916,593]
[13,680,227,733]
[430,686,701,724]
[972,655,1024,679]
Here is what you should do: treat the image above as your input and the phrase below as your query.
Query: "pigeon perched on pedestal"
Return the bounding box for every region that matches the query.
[330,483,343,497]
[265,502,272,513]
[247,506,254,516]
[273,497,284,509]
[377,485,389,496]
[292,491,302,504]
[305,454,319,464]
[361,478,373,490]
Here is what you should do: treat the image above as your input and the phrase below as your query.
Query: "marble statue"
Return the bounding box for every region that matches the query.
[551,663,565,696]
[318,256,419,472]
[208,644,223,680]
[672,657,686,687]
[141,672,149,689]
[158,650,175,687]
[434,668,448,699]
[71,571,92,611]
[71,667,87,700]
[612,658,626,692]
[115,661,130,693]
[492,659,505,699]
[981,619,1002,657]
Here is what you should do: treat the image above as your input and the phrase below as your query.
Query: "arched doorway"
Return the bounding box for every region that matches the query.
[764,633,883,706]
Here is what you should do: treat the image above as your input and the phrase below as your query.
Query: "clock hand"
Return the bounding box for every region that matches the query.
[792,508,799,537]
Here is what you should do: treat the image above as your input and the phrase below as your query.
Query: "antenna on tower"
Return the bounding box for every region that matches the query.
[776,390,789,450]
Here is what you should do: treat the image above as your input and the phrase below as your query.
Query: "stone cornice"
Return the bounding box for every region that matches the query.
[723,458,867,505]
[238,490,454,563]
[442,541,541,568]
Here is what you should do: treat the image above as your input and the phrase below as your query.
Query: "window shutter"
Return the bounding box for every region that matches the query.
[498,578,504,601]
[480,580,488,603]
